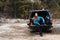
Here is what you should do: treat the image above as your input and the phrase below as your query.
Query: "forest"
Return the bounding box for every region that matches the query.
[0,0,60,19]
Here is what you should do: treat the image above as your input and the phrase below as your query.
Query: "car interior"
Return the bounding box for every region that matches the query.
[30,11,49,18]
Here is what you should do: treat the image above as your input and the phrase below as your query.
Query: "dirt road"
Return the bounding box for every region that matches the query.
[0,19,60,40]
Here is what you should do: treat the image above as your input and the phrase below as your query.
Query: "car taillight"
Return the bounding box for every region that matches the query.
[50,18,52,22]
[26,19,30,24]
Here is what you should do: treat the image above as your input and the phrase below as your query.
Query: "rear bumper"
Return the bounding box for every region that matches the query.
[28,24,53,30]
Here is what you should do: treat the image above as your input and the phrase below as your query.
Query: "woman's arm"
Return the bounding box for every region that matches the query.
[34,20,40,25]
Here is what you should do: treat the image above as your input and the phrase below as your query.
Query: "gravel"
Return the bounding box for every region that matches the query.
[0,19,60,40]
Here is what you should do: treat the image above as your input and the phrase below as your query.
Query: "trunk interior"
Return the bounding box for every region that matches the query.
[30,11,51,25]
[30,11,49,18]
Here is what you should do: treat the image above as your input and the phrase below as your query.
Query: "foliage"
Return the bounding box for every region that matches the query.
[0,0,60,18]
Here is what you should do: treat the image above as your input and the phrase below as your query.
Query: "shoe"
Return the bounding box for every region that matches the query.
[40,33,43,37]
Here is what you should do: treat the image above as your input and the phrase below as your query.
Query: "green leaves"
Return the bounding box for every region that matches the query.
[0,0,60,18]
[0,1,3,7]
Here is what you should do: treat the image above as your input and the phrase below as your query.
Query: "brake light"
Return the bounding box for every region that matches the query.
[50,18,52,22]
[26,19,30,24]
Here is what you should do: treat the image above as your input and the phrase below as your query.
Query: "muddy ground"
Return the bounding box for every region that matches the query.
[0,19,60,40]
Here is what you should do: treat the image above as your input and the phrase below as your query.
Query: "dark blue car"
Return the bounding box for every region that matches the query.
[27,10,53,36]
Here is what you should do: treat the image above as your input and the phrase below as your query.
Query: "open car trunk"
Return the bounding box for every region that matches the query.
[30,11,50,19]
[28,10,53,32]
[29,10,52,26]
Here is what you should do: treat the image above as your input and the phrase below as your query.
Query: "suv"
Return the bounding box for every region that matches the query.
[27,10,53,33]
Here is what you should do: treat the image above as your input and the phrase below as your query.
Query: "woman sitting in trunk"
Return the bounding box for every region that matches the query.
[32,13,45,25]
[31,13,45,36]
